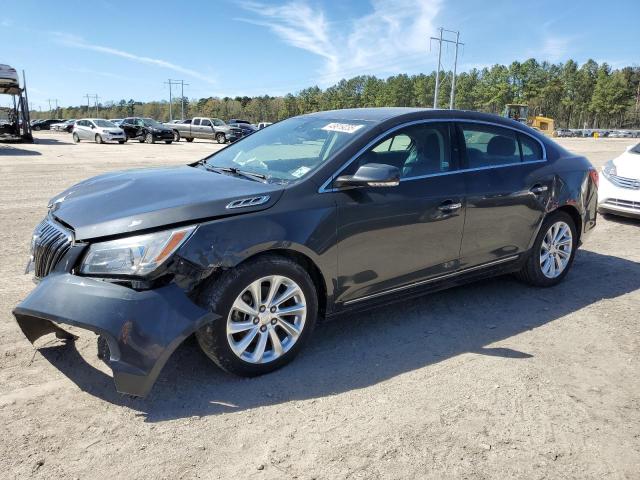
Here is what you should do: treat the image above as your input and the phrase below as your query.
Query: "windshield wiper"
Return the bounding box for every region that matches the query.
[203,164,268,183]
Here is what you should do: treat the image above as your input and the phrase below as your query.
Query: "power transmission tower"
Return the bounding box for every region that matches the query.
[430,28,464,109]
[164,79,189,121]
[83,94,100,117]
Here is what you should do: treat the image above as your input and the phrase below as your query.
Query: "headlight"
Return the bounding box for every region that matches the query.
[602,160,617,179]
[80,226,195,276]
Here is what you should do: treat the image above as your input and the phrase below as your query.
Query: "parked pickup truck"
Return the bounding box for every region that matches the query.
[165,117,242,143]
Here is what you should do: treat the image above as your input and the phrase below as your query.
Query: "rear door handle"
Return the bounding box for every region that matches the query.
[438,201,462,212]
[530,185,548,194]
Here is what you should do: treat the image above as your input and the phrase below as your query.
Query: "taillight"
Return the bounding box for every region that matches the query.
[588,168,599,187]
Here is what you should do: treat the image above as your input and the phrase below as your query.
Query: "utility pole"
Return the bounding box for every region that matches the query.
[430,28,464,109]
[449,30,461,110]
[84,94,100,117]
[164,79,189,121]
[47,98,58,116]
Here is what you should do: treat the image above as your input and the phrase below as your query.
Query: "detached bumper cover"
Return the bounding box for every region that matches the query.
[13,274,218,397]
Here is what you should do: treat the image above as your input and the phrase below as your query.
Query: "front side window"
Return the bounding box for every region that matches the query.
[201,119,212,127]
[203,117,374,183]
[348,123,453,178]
[461,124,520,168]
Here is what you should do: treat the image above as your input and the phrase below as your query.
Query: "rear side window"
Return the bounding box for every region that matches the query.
[461,123,520,168]
[518,134,543,162]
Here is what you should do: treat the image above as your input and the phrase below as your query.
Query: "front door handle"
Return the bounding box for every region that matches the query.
[438,201,462,212]
[530,184,548,194]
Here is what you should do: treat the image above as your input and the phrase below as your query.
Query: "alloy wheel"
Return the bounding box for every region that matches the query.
[226,275,307,364]
[539,220,573,278]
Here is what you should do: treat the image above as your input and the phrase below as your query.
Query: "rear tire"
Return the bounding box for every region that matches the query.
[186,137,194,143]
[516,211,577,287]
[196,255,318,377]
[164,140,172,144]
[118,140,126,144]
[72,133,80,143]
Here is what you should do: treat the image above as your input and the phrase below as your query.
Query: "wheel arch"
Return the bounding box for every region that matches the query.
[196,247,329,318]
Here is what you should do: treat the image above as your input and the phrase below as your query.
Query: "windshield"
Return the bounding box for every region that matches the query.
[213,118,226,126]
[631,143,640,154]
[93,119,117,128]
[203,117,373,182]
[142,118,163,128]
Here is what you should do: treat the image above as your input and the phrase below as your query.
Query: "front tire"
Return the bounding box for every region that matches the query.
[186,137,194,143]
[145,132,154,144]
[216,133,226,144]
[164,140,172,144]
[516,211,577,287]
[95,134,104,144]
[196,255,318,377]
[173,130,180,142]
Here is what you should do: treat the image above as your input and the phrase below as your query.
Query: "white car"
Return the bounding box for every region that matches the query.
[598,143,640,218]
[72,118,126,144]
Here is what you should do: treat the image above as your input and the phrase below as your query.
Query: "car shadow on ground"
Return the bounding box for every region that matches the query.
[0,145,42,156]
[38,249,640,422]
[33,137,70,145]
[600,213,640,226]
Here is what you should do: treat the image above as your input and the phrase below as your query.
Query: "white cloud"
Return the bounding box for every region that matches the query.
[50,32,216,84]
[238,0,442,84]
[540,35,571,62]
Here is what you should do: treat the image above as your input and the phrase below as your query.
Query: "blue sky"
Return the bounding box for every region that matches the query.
[2,0,638,110]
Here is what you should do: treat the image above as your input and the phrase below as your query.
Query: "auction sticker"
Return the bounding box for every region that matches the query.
[321,123,365,134]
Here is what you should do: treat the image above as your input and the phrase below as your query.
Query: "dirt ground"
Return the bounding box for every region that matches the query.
[0,132,638,479]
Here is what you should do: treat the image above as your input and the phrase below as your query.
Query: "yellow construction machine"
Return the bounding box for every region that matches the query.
[503,104,555,136]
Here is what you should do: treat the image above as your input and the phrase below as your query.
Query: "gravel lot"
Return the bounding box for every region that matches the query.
[0,133,638,479]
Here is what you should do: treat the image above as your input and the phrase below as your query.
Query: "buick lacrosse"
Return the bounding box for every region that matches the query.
[14,108,598,396]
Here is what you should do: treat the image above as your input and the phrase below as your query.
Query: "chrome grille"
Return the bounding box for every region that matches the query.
[31,218,73,278]
[607,174,640,190]
[604,198,640,211]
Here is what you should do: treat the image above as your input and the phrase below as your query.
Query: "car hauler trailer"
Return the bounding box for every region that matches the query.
[0,64,33,143]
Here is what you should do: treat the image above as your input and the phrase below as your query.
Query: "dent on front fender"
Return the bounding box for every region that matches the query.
[13,274,219,397]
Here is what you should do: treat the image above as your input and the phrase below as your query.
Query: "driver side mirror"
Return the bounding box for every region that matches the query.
[90,125,95,129]
[334,163,400,189]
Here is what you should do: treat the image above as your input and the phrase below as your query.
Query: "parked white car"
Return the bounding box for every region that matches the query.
[72,119,126,144]
[598,143,640,218]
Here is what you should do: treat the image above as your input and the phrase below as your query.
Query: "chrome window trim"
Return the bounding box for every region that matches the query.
[343,255,520,306]
[318,118,548,193]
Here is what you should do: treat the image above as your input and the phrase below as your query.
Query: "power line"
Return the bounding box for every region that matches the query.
[430,28,464,109]
[83,94,100,117]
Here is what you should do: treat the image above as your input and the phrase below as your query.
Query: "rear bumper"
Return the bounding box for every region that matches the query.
[13,273,218,397]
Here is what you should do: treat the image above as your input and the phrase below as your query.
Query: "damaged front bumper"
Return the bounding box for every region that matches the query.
[13,273,218,397]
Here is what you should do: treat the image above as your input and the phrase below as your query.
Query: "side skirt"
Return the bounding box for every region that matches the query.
[326,254,527,319]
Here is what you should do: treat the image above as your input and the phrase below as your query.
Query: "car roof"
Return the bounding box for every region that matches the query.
[301,107,531,130]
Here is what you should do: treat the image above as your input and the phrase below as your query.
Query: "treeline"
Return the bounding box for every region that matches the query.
[33,59,640,128]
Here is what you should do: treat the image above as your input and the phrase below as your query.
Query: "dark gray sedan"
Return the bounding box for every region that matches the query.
[14,108,598,396]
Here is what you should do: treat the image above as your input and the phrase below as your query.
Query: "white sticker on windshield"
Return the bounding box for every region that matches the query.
[321,122,365,134]
[291,166,311,178]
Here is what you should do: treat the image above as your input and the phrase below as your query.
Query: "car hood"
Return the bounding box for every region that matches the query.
[49,165,284,240]
[613,149,640,178]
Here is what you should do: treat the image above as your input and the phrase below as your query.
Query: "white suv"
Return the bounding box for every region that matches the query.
[72,119,126,144]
